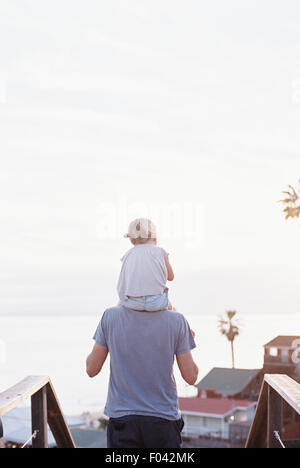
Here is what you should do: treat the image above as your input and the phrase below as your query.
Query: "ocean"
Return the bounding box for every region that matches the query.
[0,313,299,416]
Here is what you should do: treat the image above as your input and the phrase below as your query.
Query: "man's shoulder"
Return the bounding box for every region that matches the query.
[103,305,125,317]
[162,309,187,324]
[100,306,187,328]
[99,306,125,325]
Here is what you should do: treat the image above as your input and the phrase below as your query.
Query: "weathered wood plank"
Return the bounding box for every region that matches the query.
[267,386,283,448]
[46,381,76,448]
[0,376,50,417]
[265,374,300,415]
[31,387,48,448]
[245,381,268,448]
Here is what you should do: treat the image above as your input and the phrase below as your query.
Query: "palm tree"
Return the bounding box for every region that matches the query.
[218,310,240,369]
[279,181,300,220]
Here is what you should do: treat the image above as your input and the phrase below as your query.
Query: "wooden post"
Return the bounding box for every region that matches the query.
[245,381,268,448]
[31,387,48,448]
[267,386,283,448]
[46,382,76,448]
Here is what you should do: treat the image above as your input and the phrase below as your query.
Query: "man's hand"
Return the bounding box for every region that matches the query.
[86,343,108,378]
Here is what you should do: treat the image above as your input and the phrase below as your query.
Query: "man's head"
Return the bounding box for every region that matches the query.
[124,218,157,245]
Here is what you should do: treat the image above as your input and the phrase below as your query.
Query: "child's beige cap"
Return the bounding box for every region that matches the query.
[124,218,157,240]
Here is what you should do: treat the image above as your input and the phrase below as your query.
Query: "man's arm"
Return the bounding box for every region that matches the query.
[86,343,108,378]
[176,351,199,385]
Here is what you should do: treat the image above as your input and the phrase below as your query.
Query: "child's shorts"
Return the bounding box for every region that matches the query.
[120,289,169,312]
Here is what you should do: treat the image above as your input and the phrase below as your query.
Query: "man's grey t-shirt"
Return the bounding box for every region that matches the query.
[93,306,196,421]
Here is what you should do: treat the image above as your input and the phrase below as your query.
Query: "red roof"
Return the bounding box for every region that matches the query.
[179,397,254,415]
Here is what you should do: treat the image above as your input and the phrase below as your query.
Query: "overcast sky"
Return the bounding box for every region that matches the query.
[1,1,300,315]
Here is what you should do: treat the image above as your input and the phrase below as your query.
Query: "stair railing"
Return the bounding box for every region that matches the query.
[0,376,76,448]
[246,374,300,448]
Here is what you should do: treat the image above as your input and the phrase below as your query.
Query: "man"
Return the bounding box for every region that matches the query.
[86,305,198,448]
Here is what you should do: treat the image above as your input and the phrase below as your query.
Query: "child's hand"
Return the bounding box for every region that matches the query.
[190,329,196,338]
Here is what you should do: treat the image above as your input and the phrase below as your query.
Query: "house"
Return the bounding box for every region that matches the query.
[195,367,262,401]
[263,336,300,381]
[179,397,256,440]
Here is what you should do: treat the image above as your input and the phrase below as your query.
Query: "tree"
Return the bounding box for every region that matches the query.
[218,310,240,369]
[280,181,300,220]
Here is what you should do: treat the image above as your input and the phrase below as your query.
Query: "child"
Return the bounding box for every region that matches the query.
[117,218,174,312]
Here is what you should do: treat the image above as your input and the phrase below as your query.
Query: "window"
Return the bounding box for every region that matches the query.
[270,347,278,357]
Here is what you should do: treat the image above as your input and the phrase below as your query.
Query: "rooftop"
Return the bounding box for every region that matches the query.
[179,397,254,416]
[264,336,300,348]
[195,367,261,396]
[70,428,107,448]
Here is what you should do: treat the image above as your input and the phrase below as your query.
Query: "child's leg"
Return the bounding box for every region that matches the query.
[120,296,146,311]
[121,291,170,312]
[144,291,169,312]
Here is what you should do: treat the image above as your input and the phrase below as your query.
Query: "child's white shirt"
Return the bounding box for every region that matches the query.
[117,244,168,300]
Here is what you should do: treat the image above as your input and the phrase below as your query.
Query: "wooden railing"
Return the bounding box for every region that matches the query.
[0,376,76,448]
[246,374,300,448]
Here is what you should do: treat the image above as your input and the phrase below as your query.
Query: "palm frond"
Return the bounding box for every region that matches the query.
[280,182,300,220]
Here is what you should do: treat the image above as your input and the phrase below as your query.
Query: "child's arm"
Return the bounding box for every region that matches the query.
[165,253,174,281]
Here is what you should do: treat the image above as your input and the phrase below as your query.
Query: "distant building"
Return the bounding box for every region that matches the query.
[179,397,256,440]
[195,367,262,401]
[263,336,300,381]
